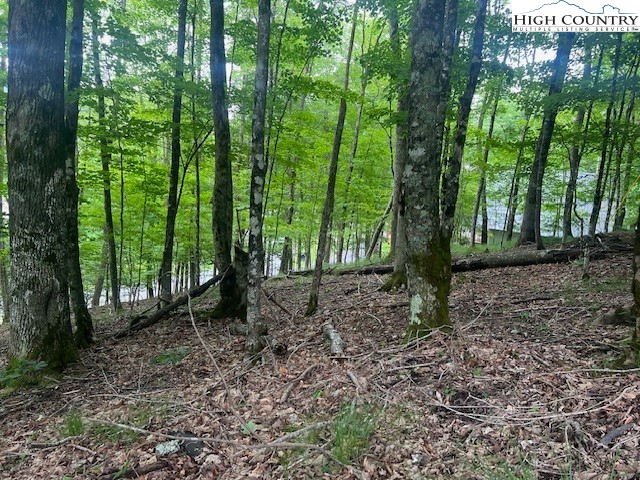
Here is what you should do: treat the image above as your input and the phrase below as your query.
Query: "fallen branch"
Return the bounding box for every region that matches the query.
[323,320,344,355]
[85,417,235,445]
[262,287,293,317]
[114,270,228,338]
[279,364,318,403]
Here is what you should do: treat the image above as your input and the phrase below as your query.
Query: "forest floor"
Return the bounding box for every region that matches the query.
[1,245,640,479]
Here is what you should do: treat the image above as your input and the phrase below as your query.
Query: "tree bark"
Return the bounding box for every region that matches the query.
[305,5,358,316]
[7,0,78,368]
[209,0,244,317]
[91,17,121,310]
[403,0,453,338]
[65,0,93,347]
[246,0,271,353]
[518,33,575,248]
[159,0,188,305]
[0,58,11,324]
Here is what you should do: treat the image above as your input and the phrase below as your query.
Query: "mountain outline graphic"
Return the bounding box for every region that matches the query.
[518,0,633,15]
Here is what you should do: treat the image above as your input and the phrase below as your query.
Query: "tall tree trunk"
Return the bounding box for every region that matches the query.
[305,5,358,316]
[210,0,244,317]
[441,0,488,241]
[403,0,453,338]
[505,112,531,241]
[470,91,492,246]
[92,17,121,310]
[589,33,622,239]
[383,1,410,290]
[246,0,271,353]
[613,59,639,230]
[336,78,366,264]
[7,0,78,367]
[159,0,188,305]
[189,3,201,288]
[0,57,11,323]
[563,47,596,241]
[518,32,575,248]
[65,0,93,347]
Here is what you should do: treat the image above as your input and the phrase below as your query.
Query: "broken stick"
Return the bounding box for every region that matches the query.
[323,320,344,355]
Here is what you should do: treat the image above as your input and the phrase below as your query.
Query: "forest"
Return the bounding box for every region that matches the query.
[1,0,640,478]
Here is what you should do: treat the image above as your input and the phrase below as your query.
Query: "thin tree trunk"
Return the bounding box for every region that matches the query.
[440,0,488,241]
[505,113,531,241]
[0,58,10,323]
[336,80,366,264]
[387,2,405,265]
[306,5,358,316]
[190,2,201,288]
[65,0,93,346]
[589,33,623,239]
[616,135,639,229]
[159,0,188,304]
[518,33,575,248]
[365,195,393,259]
[91,234,108,307]
[246,0,271,353]
[337,11,372,263]
[92,17,121,310]
[613,58,639,230]
[471,91,492,246]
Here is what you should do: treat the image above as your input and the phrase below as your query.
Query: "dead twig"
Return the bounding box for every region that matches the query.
[279,364,318,403]
[85,417,235,445]
[262,287,293,317]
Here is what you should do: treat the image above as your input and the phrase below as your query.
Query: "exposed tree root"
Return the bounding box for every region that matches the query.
[380,270,407,292]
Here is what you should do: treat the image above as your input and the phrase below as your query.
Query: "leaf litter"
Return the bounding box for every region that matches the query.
[0,252,639,479]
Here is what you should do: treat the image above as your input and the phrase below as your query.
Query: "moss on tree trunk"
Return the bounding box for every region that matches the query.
[404,232,452,340]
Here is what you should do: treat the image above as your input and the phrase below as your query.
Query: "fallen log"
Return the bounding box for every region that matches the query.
[114,271,228,339]
[287,243,632,278]
[323,320,344,354]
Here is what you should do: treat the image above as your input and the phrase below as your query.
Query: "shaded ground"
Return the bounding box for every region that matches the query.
[1,253,639,479]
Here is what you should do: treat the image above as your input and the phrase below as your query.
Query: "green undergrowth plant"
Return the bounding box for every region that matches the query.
[64,408,85,437]
[0,358,48,390]
[149,346,191,366]
[331,402,378,465]
[474,455,537,479]
[91,404,154,445]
